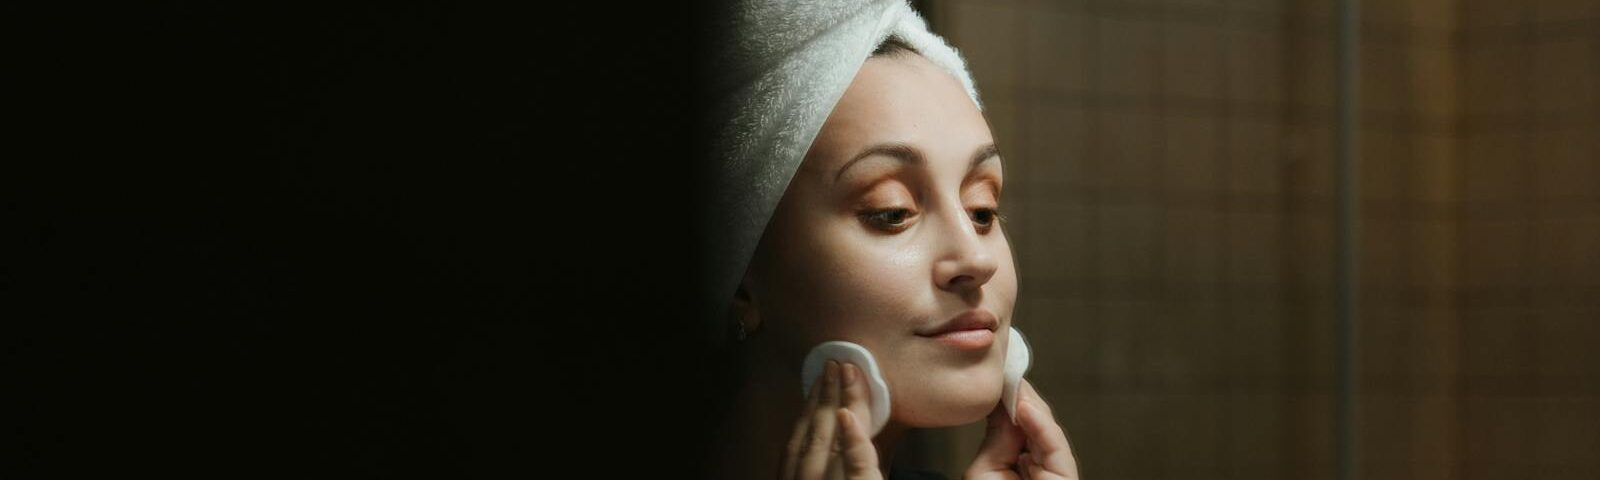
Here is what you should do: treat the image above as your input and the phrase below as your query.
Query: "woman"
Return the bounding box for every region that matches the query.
[701,2,1080,479]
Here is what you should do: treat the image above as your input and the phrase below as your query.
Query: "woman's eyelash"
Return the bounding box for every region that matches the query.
[972,207,1006,226]
[862,208,914,227]
[858,207,1005,232]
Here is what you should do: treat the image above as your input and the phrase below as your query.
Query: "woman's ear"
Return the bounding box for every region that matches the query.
[730,273,762,337]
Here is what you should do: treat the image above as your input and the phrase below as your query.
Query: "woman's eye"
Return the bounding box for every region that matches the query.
[862,208,915,230]
[971,207,1005,228]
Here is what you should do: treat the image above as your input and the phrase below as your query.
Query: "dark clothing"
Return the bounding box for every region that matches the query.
[889,467,950,480]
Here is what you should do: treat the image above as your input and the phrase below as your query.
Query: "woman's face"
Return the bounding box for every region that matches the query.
[744,52,1018,427]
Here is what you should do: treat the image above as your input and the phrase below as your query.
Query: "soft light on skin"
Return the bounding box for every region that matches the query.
[724,48,1019,477]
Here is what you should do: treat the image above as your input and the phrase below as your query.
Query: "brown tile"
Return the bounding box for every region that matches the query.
[946,1,1022,90]
[1534,307,1600,378]
[1361,42,1411,115]
[1224,212,1282,283]
[1096,205,1163,281]
[1459,220,1530,289]
[1167,0,1227,12]
[1097,110,1161,193]
[1017,296,1099,378]
[1532,0,1600,23]
[1162,22,1226,101]
[1023,7,1089,93]
[1461,132,1528,204]
[1532,127,1598,201]
[1096,302,1163,383]
[1024,103,1093,190]
[1287,214,1336,287]
[1286,125,1336,197]
[1228,300,1288,378]
[1022,202,1094,281]
[1407,395,1461,479]
[1291,36,1338,111]
[1157,394,1228,473]
[1408,305,1461,381]
[1462,44,1531,115]
[1531,39,1597,115]
[1092,393,1166,478]
[1162,115,1223,194]
[1533,398,1600,468]
[1408,0,1462,30]
[1226,29,1287,106]
[1360,305,1414,383]
[1460,307,1537,377]
[1364,0,1412,26]
[1226,118,1285,195]
[1222,393,1289,478]
[1533,217,1600,288]
[1159,301,1226,379]
[1408,46,1459,118]
[1410,220,1457,289]
[1361,394,1418,468]
[1231,0,1289,14]
[1285,393,1340,479]
[1411,133,1457,204]
[1164,209,1225,283]
[1094,16,1161,97]
[1463,397,1542,471]
[1460,0,1528,28]
[1360,129,1404,201]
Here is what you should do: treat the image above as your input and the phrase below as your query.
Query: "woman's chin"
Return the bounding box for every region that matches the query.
[891,378,1004,427]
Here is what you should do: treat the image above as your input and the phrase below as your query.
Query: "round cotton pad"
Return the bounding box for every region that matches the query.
[801,341,891,436]
[1002,326,1032,424]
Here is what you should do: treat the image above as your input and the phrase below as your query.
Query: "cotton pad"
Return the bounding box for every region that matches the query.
[801,341,891,436]
[1002,326,1032,424]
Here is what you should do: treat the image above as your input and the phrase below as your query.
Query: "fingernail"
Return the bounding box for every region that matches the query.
[826,360,839,383]
[842,363,855,385]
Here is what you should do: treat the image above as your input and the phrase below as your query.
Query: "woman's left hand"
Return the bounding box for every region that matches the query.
[964,378,1080,480]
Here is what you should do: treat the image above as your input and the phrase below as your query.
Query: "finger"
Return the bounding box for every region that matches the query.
[1021,379,1052,417]
[1017,394,1079,478]
[840,363,873,435]
[783,361,833,479]
[966,402,1027,476]
[797,360,843,479]
[836,407,884,479]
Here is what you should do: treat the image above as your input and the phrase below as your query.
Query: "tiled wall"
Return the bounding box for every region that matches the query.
[1455,1,1600,478]
[905,0,1599,479]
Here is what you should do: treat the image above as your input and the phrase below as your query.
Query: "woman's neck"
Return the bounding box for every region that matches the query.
[708,355,908,479]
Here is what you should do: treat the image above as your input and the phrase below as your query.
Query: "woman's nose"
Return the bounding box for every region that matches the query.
[932,206,999,293]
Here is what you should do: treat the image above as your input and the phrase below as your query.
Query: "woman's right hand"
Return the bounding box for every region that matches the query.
[780,360,884,480]
[965,379,1080,480]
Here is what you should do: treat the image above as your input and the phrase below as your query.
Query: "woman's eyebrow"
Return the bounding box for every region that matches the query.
[833,142,1000,183]
[970,143,1000,171]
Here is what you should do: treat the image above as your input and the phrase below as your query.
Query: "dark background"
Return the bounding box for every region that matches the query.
[11,2,726,477]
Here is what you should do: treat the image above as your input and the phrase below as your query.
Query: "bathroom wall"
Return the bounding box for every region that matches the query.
[1454,1,1599,477]
[914,0,1599,478]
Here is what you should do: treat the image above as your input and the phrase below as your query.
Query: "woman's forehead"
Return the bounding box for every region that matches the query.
[805,55,994,177]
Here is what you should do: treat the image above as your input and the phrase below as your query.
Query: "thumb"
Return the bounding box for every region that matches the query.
[968,402,1027,474]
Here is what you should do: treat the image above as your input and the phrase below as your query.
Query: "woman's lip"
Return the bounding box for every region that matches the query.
[921,328,994,350]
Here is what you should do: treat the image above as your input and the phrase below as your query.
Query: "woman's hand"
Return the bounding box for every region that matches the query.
[780,360,884,480]
[965,379,1080,480]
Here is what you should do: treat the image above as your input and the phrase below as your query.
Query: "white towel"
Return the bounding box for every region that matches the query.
[698,0,984,346]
